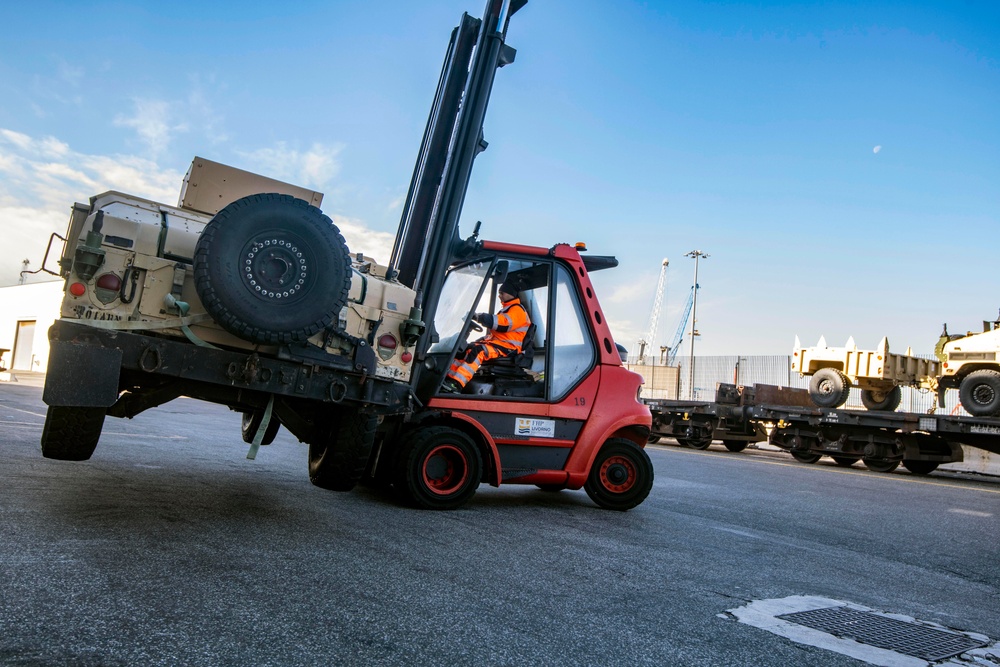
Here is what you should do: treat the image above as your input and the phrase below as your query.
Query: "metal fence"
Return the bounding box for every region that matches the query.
[632,355,965,416]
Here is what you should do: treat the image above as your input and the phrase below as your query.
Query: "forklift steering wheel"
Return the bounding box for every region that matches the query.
[469,321,484,333]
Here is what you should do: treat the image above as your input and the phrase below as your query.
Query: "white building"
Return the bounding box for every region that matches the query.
[0,280,64,373]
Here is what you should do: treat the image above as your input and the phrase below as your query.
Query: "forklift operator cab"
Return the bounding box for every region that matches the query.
[429,253,596,401]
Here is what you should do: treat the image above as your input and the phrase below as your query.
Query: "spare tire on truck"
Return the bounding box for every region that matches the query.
[194,194,352,345]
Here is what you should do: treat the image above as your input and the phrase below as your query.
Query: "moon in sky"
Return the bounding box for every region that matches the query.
[873,145,882,154]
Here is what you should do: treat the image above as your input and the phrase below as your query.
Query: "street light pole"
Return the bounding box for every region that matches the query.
[685,250,708,399]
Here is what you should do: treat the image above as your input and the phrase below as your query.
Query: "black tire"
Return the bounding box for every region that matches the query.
[860,386,902,411]
[831,455,860,467]
[194,194,352,345]
[863,458,900,473]
[959,370,1000,417]
[40,406,105,461]
[809,368,851,408]
[685,434,713,450]
[790,450,821,464]
[308,412,379,492]
[647,434,661,444]
[722,440,749,452]
[903,459,939,475]
[395,426,482,510]
[584,439,654,511]
[241,410,280,446]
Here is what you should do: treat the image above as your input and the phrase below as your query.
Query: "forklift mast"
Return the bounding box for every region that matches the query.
[388,0,526,359]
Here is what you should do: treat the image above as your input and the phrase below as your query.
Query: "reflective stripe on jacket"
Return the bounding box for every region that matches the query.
[482,297,531,351]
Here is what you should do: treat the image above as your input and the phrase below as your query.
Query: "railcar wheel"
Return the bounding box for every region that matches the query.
[722,440,749,452]
[194,194,352,344]
[41,406,105,461]
[790,450,822,464]
[584,439,654,511]
[862,458,900,473]
[902,460,939,475]
[831,455,860,467]
[395,426,481,510]
[647,434,661,444]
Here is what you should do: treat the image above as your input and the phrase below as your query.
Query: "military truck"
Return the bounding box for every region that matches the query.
[791,335,938,411]
[36,0,654,511]
[793,317,1000,418]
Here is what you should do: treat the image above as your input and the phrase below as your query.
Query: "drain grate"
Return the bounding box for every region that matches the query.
[777,606,987,661]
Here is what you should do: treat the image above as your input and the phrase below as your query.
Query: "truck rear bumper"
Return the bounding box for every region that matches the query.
[43,319,412,416]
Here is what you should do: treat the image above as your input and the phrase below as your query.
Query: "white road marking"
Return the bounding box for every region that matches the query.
[949,508,993,518]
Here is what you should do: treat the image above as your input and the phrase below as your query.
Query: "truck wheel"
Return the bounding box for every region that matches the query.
[809,369,850,408]
[959,370,1000,417]
[194,194,352,345]
[790,450,821,464]
[308,412,378,492]
[862,458,900,473]
[241,410,280,446]
[41,406,105,461]
[722,440,749,452]
[903,460,939,475]
[395,426,482,510]
[860,386,902,411]
[584,439,654,511]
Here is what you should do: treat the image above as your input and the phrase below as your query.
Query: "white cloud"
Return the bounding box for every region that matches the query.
[0,128,395,286]
[113,98,189,157]
[873,145,882,154]
[0,129,183,286]
[238,142,344,190]
[334,215,396,266]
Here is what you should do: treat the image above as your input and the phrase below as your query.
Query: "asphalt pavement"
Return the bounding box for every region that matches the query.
[1,380,998,666]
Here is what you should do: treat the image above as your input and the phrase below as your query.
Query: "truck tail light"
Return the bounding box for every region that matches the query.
[95,273,122,291]
[377,333,398,360]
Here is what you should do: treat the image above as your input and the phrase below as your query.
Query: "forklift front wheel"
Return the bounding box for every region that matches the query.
[584,439,654,511]
[396,426,482,510]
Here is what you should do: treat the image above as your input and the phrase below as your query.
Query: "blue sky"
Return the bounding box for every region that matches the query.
[1,0,997,356]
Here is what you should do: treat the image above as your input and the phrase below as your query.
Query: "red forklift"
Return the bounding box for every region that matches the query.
[39,0,653,511]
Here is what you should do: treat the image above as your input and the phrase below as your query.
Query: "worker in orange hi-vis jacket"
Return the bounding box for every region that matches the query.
[442,281,531,393]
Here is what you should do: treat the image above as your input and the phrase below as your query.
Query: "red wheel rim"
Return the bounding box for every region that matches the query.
[422,444,469,496]
[599,455,637,493]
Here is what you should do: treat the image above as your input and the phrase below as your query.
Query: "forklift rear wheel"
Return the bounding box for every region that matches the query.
[902,460,938,475]
[722,440,749,452]
[41,406,105,461]
[241,410,280,446]
[584,439,654,511]
[309,412,379,492]
[809,368,851,408]
[194,194,352,345]
[862,458,900,473]
[790,450,821,464]
[860,386,902,412]
[396,426,482,510]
